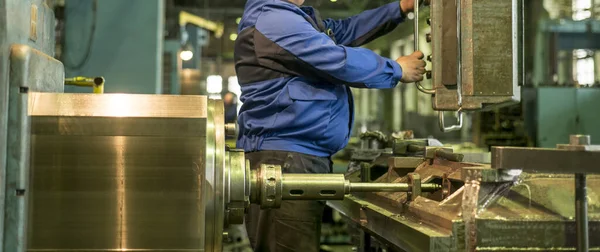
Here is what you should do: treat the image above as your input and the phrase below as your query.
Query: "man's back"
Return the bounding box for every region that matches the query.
[235,0,406,157]
[234,1,424,251]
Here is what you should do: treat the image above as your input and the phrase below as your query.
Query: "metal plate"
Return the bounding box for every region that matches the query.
[430,0,522,111]
[327,196,453,252]
[492,146,600,174]
[467,0,514,96]
[29,136,207,251]
[27,93,211,251]
[204,99,226,252]
[4,46,64,252]
[29,93,207,118]
[431,0,457,87]
[1,1,62,250]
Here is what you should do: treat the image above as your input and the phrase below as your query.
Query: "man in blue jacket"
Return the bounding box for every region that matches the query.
[235,0,425,251]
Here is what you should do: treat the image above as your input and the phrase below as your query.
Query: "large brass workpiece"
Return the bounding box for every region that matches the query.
[27,93,229,252]
[329,157,600,251]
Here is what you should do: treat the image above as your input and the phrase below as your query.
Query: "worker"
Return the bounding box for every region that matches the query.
[234,0,425,251]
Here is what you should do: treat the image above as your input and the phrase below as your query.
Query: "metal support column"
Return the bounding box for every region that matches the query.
[576,173,589,251]
[571,135,591,252]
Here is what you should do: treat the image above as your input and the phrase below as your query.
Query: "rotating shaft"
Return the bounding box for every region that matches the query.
[248,164,441,208]
[348,182,440,193]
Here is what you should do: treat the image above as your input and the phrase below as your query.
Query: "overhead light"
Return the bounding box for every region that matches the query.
[207,75,223,94]
[180,43,194,61]
[236,17,242,24]
[330,0,337,2]
[229,33,238,41]
[180,50,193,61]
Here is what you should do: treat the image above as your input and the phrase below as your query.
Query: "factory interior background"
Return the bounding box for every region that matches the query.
[2,0,600,251]
[58,0,600,149]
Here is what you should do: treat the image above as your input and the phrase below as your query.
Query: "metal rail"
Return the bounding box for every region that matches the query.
[414,0,435,95]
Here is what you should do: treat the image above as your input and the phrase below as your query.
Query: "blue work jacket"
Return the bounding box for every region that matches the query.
[235,0,405,157]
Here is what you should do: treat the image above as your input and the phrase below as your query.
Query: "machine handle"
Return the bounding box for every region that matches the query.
[449,0,465,132]
[438,111,463,132]
[64,76,105,94]
[414,0,435,95]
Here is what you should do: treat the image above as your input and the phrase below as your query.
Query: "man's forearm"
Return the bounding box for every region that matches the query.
[323,2,405,47]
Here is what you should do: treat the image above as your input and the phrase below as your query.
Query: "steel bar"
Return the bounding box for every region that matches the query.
[434,148,464,162]
[348,183,439,193]
[407,144,463,162]
[407,144,426,152]
[491,147,600,174]
[348,183,410,192]
[576,173,589,252]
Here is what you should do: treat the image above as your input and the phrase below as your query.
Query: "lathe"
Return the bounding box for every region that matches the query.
[1,0,598,252]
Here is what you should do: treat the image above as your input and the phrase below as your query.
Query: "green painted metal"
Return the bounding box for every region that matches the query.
[532,87,600,148]
[63,0,164,94]
[1,1,65,251]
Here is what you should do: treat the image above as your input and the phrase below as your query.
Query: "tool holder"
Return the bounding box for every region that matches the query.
[413,0,463,132]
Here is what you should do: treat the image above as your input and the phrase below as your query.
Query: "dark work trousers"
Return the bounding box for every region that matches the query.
[245,151,332,252]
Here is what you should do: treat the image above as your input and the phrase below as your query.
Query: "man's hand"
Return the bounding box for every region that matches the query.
[397,51,426,83]
[400,0,416,14]
[400,0,429,14]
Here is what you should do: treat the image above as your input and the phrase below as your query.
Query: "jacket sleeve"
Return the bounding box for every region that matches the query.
[255,4,402,89]
[323,2,404,47]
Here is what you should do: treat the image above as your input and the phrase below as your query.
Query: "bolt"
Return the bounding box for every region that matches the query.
[426,71,432,80]
[570,135,591,146]
[426,33,432,43]
[427,18,431,26]
[225,124,237,137]
[427,55,433,62]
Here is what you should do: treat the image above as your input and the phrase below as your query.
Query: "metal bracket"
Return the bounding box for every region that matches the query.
[407,173,422,201]
[441,173,451,200]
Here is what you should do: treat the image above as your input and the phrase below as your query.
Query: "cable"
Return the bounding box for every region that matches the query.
[62,0,97,70]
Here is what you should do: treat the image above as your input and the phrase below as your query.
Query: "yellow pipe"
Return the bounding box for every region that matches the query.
[65,76,105,94]
[179,11,224,38]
